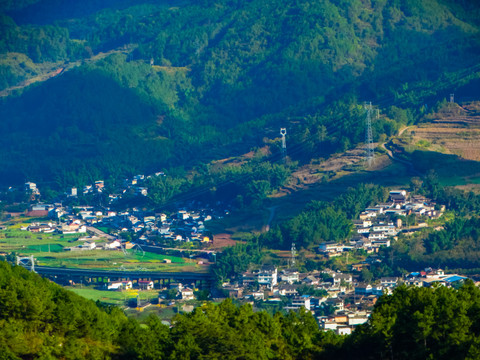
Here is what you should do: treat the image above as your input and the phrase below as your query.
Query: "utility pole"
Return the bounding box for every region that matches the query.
[280,128,287,163]
[364,102,374,168]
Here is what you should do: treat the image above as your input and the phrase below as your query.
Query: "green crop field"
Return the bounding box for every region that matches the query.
[0,223,208,272]
[66,286,160,306]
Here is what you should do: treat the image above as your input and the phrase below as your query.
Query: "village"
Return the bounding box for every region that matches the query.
[1,180,473,333]
[10,176,225,254]
[319,189,445,257]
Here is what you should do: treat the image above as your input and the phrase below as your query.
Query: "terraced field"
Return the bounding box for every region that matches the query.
[405,102,480,161]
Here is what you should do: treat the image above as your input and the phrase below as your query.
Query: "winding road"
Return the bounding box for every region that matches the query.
[382,126,423,175]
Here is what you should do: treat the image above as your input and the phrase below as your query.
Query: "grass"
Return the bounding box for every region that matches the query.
[0,224,208,272]
[94,226,111,233]
[67,287,129,305]
[410,150,480,186]
[66,286,160,306]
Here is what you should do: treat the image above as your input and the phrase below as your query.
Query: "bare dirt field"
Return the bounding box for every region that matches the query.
[211,233,242,249]
[405,102,480,161]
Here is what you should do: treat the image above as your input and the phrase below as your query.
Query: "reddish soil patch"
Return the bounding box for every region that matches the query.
[211,233,243,249]
[274,251,292,258]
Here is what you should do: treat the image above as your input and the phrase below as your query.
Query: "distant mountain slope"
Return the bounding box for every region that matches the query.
[0,0,479,187]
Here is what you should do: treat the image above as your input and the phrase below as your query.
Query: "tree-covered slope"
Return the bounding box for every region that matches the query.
[0,261,129,359]
[335,282,480,360]
[0,0,479,187]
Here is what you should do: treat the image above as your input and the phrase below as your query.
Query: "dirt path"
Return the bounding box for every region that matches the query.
[382,126,423,175]
[0,46,135,97]
[398,125,413,137]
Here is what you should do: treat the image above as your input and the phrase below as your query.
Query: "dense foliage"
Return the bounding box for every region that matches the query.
[211,241,264,284]
[0,0,479,187]
[393,215,480,271]
[0,261,129,359]
[335,282,480,360]
[147,160,291,208]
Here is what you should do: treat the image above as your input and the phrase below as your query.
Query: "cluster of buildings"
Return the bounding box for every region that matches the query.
[24,219,87,234]
[106,280,197,303]
[13,171,228,247]
[19,203,220,252]
[319,190,444,257]
[100,208,216,244]
[220,264,469,335]
[71,173,166,199]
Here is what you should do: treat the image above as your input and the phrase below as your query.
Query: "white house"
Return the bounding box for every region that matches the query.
[287,296,311,311]
[138,280,154,290]
[319,242,344,253]
[107,280,133,290]
[181,287,195,300]
[258,266,278,288]
[105,240,121,249]
[280,270,299,284]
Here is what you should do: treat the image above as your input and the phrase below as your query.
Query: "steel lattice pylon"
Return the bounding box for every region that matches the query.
[364,102,374,168]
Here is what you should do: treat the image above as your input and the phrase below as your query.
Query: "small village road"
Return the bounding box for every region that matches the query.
[86,226,116,240]
[382,126,422,176]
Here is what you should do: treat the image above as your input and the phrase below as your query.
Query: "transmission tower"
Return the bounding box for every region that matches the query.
[290,243,297,268]
[16,255,35,272]
[280,128,287,163]
[364,102,374,168]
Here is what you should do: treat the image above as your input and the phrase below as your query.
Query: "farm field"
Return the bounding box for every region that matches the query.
[405,102,480,161]
[390,102,480,189]
[67,285,160,306]
[0,220,208,272]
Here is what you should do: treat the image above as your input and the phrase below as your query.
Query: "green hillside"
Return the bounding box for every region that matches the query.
[0,0,480,187]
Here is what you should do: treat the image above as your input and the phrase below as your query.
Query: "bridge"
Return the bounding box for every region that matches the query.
[33,266,214,288]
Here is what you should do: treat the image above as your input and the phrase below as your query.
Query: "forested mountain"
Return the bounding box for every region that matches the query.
[3,260,480,359]
[1,0,479,187]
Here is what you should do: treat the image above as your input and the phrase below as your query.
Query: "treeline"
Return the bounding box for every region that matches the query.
[211,241,263,285]
[4,261,480,359]
[424,217,480,254]
[0,14,88,89]
[260,184,386,249]
[147,160,291,208]
[333,282,480,360]
[393,215,480,271]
